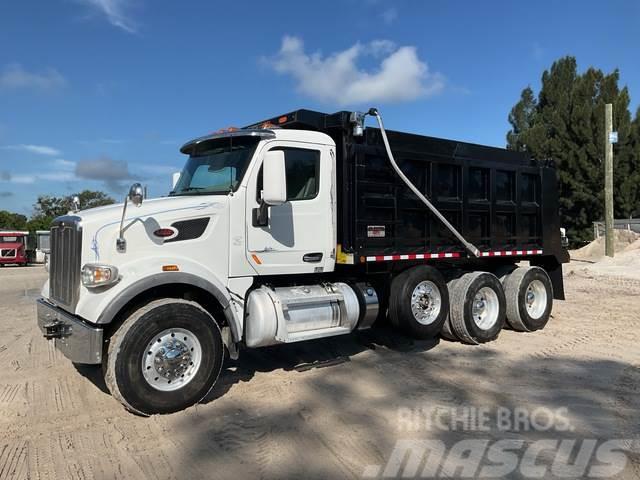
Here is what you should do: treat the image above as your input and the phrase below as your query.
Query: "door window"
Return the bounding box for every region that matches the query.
[257,147,320,201]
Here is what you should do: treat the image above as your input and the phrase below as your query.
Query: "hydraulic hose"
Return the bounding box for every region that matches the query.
[367,108,480,258]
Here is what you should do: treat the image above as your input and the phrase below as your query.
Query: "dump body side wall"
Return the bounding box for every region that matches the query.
[337,128,568,268]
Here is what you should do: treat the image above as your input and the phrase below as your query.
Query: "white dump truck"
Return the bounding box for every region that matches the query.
[37,109,568,415]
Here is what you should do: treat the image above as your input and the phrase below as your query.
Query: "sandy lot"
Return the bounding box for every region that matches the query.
[0,265,639,479]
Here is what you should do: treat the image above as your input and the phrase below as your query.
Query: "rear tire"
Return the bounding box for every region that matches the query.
[449,271,506,344]
[502,266,553,332]
[389,265,449,339]
[440,277,460,341]
[104,298,224,416]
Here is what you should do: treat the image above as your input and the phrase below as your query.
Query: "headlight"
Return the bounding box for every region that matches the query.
[81,264,119,288]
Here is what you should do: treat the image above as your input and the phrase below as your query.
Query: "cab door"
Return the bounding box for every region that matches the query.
[245,141,335,275]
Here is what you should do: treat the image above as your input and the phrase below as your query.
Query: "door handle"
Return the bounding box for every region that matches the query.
[303,252,323,263]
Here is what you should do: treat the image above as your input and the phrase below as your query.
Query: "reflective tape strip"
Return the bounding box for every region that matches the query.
[365,249,543,262]
[480,249,543,258]
[365,252,463,262]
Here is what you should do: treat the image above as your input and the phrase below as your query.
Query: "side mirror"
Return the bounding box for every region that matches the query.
[128,183,144,207]
[262,151,287,206]
[172,172,181,189]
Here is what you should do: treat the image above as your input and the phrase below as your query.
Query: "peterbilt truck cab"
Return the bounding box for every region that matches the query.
[37,109,568,415]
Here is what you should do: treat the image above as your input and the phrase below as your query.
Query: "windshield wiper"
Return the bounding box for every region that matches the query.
[169,186,206,196]
[170,187,230,196]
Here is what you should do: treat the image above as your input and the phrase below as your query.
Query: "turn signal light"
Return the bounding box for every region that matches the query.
[81,264,119,288]
[162,265,179,272]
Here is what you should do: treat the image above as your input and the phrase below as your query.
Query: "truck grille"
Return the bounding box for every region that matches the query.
[1,249,16,258]
[49,216,82,312]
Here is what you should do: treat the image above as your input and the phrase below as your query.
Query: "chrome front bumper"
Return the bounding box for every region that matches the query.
[36,298,103,364]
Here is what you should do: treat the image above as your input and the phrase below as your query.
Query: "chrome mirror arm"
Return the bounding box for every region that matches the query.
[116,195,129,253]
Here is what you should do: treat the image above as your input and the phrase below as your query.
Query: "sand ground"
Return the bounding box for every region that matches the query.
[0,265,638,479]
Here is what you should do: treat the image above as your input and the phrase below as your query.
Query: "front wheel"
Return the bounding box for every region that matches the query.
[104,299,224,415]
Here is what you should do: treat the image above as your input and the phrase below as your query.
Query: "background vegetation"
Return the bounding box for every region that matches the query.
[0,190,114,232]
[507,56,640,244]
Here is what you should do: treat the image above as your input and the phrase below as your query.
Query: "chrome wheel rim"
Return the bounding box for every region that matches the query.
[472,287,499,330]
[142,328,202,392]
[525,279,547,320]
[411,280,442,325]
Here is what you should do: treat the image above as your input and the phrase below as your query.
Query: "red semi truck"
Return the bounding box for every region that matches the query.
[0,231,29,267]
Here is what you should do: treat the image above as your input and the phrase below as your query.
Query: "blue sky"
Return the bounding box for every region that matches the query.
[1,0,639,215]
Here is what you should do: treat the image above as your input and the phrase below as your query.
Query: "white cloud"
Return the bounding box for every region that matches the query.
[136,163,180,177]
[380,7,398,24]
[39,172,76,182]
[6,174,36,184]
[54,159,76,170]
[266,36,445,106]
[0,64,66,92]
[0,170,74,184]
[79,0,137,33]
[1,144,61,156]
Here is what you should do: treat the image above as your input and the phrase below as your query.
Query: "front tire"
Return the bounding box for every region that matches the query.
[389,265,449,339]
[104,299,224,415]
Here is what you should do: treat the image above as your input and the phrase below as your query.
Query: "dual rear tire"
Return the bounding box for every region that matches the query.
[390,265,553,344]
[502,266,553,332]
[389,266,449,339]
[447,271,506,344]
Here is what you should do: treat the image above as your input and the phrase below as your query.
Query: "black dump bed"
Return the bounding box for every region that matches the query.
[346,128,565,260]
[246,109,568,270]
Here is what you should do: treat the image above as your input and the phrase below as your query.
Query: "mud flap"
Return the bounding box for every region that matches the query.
[531,257,565,300]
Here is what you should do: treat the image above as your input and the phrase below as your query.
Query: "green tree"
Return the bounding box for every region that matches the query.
[628,108,640,218]
[507,56,637,243]
[0,211,28,230]
[32,190,116,230]
[506,86,537,151]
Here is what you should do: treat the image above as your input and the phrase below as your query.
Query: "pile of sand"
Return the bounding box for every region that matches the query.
[570,230,640,261]
[569,229,640,279]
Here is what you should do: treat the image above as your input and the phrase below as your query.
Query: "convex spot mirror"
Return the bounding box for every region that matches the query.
[129,183,144,207]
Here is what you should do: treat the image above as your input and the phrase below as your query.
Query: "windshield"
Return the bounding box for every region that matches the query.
[0,236,20,243]
[171,136,260,196]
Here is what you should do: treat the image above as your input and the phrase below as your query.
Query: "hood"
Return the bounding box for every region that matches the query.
[76,195,221,224]
[0,242,23,249]
[69,194,230,264]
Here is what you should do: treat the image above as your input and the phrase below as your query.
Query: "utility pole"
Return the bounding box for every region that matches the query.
[604,103,614,257]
